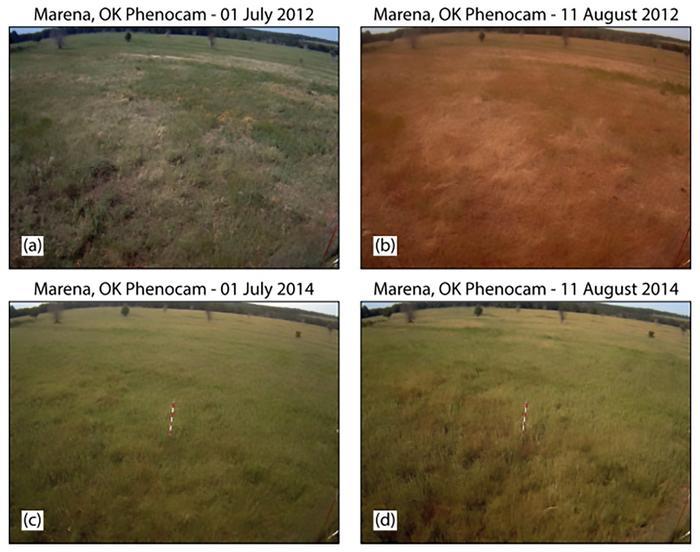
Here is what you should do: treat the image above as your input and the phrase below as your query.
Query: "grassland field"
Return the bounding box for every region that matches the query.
[10,306,338,542]
[362,32,690,268]
[362,306,690,542]
[11,32,338,267]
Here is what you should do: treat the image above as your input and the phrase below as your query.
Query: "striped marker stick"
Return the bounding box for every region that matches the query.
[168,401,176,436]
[521,401,528,433]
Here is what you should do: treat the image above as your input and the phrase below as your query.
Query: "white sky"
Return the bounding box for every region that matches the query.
[11,302,42,309]
[365,27,689,42]
[364,302,689,317]
[613,27,689,41]
[12,27,339,42]
[251,302,338,317]
[12,302,338,317]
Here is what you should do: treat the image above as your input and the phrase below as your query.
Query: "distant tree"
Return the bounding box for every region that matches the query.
[407,28,420,49]
[478,31,486,43]
[361,305,371,318]
[48,303,63,324]
[402,303,416,323]
[124,32,132,43]
[562,29,570,47]
[208,31,216,48]
[648,330,655,338]
[51,29,65,49]
[121,305,130,317]
[474,306,483,317]
[9,305,18,318]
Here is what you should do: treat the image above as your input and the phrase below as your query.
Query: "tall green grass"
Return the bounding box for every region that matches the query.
[362,307,689,542]
[11,32,338,267]
[11,307,338,542]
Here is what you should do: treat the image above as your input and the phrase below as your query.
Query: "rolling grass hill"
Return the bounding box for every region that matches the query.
[362,306,689,542]
[11,32,338,267]
[362,31,689,267]
[11,306,338,542]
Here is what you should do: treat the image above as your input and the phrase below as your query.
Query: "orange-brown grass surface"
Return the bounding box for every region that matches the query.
[361,32,690,267]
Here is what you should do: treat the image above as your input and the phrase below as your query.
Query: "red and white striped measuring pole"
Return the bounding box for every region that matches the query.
[521,401,528,433]
[167,401,176,436]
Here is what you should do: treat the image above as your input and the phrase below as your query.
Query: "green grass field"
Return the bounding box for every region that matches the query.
[10,306,338,542]
[362,306,689,542]
[10,32,338,267]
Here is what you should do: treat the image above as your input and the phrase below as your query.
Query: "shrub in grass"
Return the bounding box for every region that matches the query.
[121,305,130,317]
[402,303,416,323]
[474,306,483,317]
[48,303,63,324]
[562,30,570,47]
[50,29,65,49]
[407,29,420,49]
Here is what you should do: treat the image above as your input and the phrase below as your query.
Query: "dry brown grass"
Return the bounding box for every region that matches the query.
[11,33,338,268]
[362,32,689,268]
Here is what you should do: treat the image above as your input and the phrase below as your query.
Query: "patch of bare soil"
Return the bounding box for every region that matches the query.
[628,486,689,543]
[119,53,316,82]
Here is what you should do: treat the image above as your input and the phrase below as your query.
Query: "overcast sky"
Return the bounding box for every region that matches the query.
[365,27,689,41]
[252,27,338,42]
[12,27,338,42]
[608,302,689,317]
[251,302,338,317]
[364,302,689,317]
[613,27,689,41]
[12,302,338,317]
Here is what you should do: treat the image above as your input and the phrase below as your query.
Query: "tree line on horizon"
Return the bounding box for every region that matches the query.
[361,27,690,54]
[10,27,339,56]
[361,302,690,330]
[9,301,338,329]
